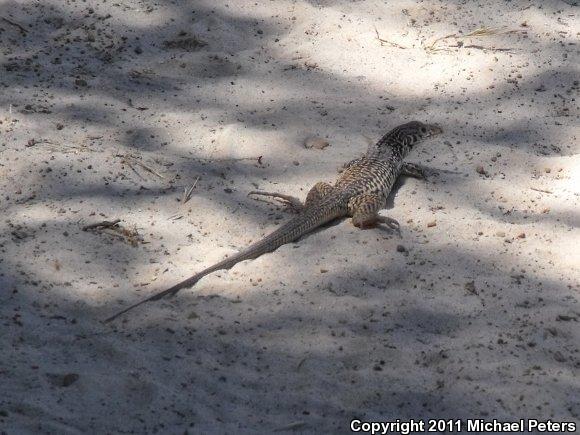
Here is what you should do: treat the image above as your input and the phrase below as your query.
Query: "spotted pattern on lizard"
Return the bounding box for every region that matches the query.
[105,121,443,322]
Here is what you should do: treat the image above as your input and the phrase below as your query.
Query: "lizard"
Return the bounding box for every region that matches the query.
[104,121,443,323]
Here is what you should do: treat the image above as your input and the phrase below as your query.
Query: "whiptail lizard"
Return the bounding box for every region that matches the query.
[104,121,442,322]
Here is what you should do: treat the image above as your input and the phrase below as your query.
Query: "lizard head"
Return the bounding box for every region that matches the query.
[369,121,443,159]
[394,121,443,146]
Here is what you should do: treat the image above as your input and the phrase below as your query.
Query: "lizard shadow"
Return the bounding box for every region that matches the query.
[385,164,463,210]
[384,172,425,209]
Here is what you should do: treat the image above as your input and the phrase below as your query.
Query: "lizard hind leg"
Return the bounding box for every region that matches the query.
[348,193,399,230]
[305,182,334,208]
[248,191,304,212]
[249,181,334,213]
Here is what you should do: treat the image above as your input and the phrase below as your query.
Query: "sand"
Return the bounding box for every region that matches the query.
[1,0,578,433]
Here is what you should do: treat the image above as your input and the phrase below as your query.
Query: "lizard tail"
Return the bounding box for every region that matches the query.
[103,197,345,323]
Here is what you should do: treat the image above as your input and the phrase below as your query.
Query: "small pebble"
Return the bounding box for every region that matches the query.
[61,373,79,387]
[304,136,330,150]
[396,244,406,253]
[427,220,436,228]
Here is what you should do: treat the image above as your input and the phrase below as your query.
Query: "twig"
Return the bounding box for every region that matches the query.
[116,153,165,179]
[100,229,128,241]
[134,160,165,179]
[462,44,515,53]
[121,159,145,180]
[181,176,200,204]
[26,138,55,147]
[530,187,553,194]
[82,219,121,231]
[84,220,143,246]
[193,156,264,163]
[1,16,28,34]
[296,357,308,371]
[374,26,407,49]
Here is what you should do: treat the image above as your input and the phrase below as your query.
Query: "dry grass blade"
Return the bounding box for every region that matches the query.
[530,187,553,194]
[134,160,165,179]
[123,159,145,180]
[1,16,28,34]
[425,26,517,52]
[182,176,200,204]
[466,27,504,37]
[116,153,165,180]
[374,26,407,49]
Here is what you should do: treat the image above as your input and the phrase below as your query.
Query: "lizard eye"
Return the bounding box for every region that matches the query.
[420,127,427,133]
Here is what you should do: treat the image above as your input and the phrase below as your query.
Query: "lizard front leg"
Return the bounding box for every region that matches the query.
[400,162,425,179]
[348,193,400,230]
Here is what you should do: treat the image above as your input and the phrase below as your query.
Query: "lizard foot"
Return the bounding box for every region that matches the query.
[248,191,304,213]
[376,215,400,230]
[400,162,426,180]
[352,215,400,231]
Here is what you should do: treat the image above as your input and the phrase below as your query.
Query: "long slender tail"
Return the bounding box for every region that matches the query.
[103,197,345,323]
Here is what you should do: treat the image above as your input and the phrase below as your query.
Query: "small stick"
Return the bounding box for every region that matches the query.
[530,187,553,194]
[190,156,264,163]
[26,138,55,147]
[116,153,165,179]
[1,16,27,34]
[425,32,459,52]
[182,176,200,204]
[134,160,165,179]
[374,26,407,49]
[82,219,121,231]
[124,160,145,180]
[461,44,515,53]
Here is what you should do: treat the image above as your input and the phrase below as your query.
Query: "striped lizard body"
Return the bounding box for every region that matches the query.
[104,121,442,322]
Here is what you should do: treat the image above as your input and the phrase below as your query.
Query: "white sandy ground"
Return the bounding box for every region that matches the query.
[0,0,579,433]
